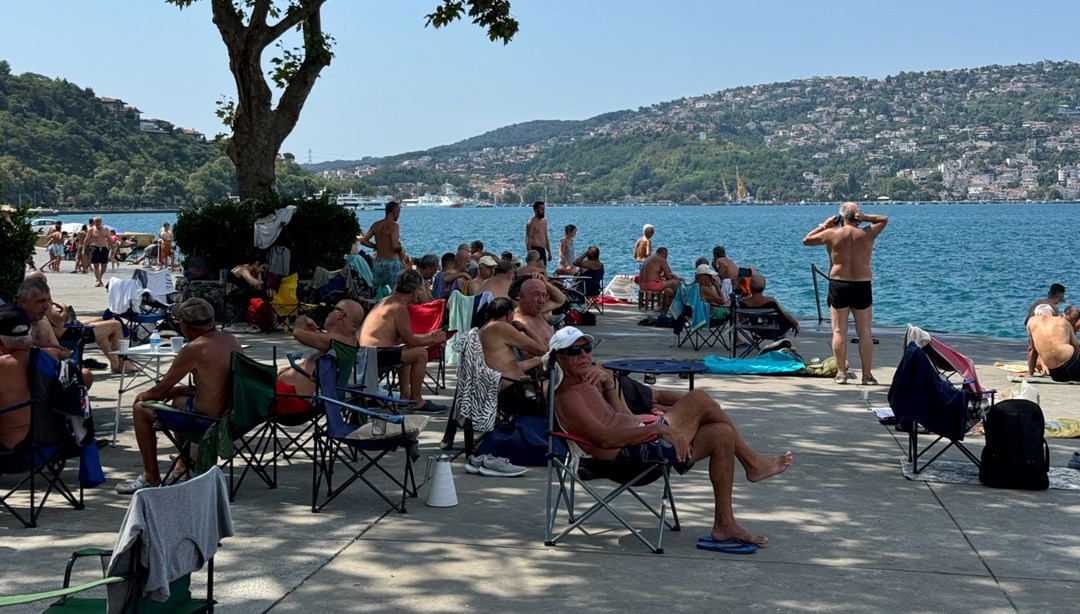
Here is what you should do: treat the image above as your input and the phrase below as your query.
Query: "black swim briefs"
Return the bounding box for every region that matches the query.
[89,245,109,264]
[377,346,403,371]
[1049,347,1080,383]
[827,279,873,310]
[615,417,694,475]
[529,245,548,264]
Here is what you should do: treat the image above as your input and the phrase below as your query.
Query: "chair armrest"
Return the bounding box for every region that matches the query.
[143,401,222,424]
[0,576,124,607]
[316,394,408,424]
[287,352,310,378]
[0,399,32,416]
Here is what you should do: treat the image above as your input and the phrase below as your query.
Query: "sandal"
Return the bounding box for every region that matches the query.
[834,374,848,384]
[862,376,879,386]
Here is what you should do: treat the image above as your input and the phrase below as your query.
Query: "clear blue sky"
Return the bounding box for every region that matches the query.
[4,1,1080,161]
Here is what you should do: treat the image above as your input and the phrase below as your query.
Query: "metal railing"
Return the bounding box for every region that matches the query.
[810,263,829,324]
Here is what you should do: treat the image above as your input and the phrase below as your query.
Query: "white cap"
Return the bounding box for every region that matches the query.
[549,326,595,353]
[695,264,718,277]
[478,255,498,266]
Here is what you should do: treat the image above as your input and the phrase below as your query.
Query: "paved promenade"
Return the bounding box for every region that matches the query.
[3,259,1079,613]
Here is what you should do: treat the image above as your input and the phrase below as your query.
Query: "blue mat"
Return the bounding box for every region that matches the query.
[703,351,804,375]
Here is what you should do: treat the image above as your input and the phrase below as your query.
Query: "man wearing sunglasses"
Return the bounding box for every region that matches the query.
[550,327,792,548]
[278,300,365,397]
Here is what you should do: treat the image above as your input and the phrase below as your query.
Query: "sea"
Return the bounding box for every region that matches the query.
[51,203,1080,341]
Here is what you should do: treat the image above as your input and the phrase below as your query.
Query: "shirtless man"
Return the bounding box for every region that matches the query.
[525,201,550,266]
[478,262,515,299]
[278,300,365,396]
[359,270,447,412]
[0,305,33,451]
[803,202,887,385]
[740,274,801,336]
[514,250,546,278]
[1025,283,1066,324]
[74,224,89,273]
[1027,304,1080,382]
[45,222,64,272]
[158,222,176,270]
[512,277,568,351]
[86,217,111,287]
[712,245,738,297]
[638,247,683,312]
[45,298,135,373]
[16,276,94,389]
[117,298,242,493]
[550,326,792,548]
[360,201,406,290]
[465,255,498,295]
[633,224,654,262]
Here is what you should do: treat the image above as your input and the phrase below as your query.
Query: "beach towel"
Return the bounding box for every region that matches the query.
[253,204,296,248]
[345,253,374,288]
[702,351,805,375]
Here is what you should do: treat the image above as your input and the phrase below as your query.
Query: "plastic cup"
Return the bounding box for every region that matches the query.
[170,337,185,353]
[117,339,130,352]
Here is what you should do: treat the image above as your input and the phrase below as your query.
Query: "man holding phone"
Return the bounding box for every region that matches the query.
[802,202,888,385]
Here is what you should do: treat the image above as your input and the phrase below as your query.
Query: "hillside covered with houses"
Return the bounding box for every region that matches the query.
[314,60,1080,204]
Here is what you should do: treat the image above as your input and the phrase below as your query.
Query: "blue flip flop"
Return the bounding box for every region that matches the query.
[696,536,758,554]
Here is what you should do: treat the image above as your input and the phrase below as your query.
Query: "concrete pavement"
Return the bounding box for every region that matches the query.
[2,256,1079,613]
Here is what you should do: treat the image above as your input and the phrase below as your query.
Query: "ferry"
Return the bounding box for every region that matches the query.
[334,192,391,211]
[412,183,464,208]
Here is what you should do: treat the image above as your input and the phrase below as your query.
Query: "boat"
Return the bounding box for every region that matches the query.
[334,191,390,211]
[412,183,463,208]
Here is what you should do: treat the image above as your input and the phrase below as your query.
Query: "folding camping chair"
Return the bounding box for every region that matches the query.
[730,301,788,358]
[0,348,96,528]
[310,350,424,513]
[269,273,316,332]
[105,275,177,345]
[146,352,277,499]
[888,325,996,473]
[407,298,449,394]
[671,282,732,352]
[544,363,680,554]
[0,466,232,612]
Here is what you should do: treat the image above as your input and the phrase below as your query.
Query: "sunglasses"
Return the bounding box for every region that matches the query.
[559,342,593,356]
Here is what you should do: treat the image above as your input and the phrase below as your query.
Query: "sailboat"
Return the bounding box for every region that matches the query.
[735,167,749,202]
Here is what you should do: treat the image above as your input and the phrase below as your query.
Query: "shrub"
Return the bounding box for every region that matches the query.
[174,194,359,278]
[0,202,37,301]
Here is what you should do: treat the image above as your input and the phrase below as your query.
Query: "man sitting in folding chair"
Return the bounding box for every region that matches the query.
[117,299,243,493]
[278,300,365,397]
[550,327,792,549]
[17,276,96,390]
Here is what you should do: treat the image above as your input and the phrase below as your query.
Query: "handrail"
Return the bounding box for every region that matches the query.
[810,264,830,324]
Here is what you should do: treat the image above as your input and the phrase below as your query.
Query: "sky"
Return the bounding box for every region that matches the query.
[4,1,1080,162]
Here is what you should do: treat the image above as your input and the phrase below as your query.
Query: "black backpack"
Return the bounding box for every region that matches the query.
[979,399,1049,490]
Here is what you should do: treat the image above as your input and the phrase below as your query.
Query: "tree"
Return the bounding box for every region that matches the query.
[168,0,519,199]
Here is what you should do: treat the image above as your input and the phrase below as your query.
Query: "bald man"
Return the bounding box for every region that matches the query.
[278,299,365,396]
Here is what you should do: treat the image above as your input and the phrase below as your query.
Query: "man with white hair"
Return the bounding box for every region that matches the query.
[802,202,888,385]
[1027,303,1080,382]
[634,224,654,262]
[549,326,792,551]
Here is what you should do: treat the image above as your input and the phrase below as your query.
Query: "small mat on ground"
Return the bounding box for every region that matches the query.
[899,459,1080,490]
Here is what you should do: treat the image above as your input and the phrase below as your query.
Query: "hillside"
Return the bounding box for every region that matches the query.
[313,60,1080,203]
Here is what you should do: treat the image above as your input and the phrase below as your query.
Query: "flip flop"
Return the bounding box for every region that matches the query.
[696,536,758,555]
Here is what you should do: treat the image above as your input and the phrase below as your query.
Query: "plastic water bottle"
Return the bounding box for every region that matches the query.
[149,329,161,353]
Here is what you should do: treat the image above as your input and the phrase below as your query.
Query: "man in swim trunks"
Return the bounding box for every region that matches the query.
[117,298,243,493]
[803,202,887,385]
[550,326,792,548]
[1027,305,1080,382]
[633,224,654,262]
[638,247,683,312]
[158,222,176,270]
[360,201,406,289]
[86,217,112,287]
[359,270,448,412]
[525,201,550,267]
[278,299,365,397]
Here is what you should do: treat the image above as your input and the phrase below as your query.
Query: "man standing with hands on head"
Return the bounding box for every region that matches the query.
[803,202,888,385]
[525,201,550,268]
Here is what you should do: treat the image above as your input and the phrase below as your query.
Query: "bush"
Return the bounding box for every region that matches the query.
[0,202,37,301]
[174,195,360,279]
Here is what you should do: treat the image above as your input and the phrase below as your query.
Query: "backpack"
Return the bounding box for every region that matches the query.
[246,298,276,333]
[979,399,1049,490]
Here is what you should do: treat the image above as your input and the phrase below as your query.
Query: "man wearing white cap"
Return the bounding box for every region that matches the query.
[695,264,730,312]
[549,326,792,548]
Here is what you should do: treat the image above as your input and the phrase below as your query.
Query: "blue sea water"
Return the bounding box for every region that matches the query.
[59,203,1079,340]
